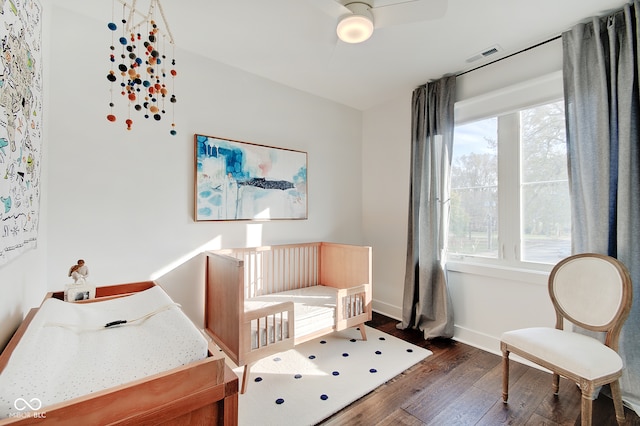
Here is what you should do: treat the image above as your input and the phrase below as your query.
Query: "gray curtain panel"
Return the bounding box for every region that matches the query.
[563,1,640,415]
[398,76,455,339]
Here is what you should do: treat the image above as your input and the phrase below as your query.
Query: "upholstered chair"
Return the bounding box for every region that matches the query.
[500,253,633,426]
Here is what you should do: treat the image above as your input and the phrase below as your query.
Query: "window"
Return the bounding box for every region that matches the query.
[449,118,498,259]
[448,99,570,266]
[519,102,570,263]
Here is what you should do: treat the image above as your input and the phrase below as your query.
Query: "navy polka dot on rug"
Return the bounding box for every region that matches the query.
[254,377,263,383]
[350,338,357,342]
[309,355,316,359]
[342,352,349,357]
[294,374,302,379]
[273,357,281,362]
[378,337,386,341]
[332,371,340,376]
[369,368,377,373]
[375,350,382,355]
[275,398,285,405]
[407,348,414,353]
[320,340,327,344]
[320,394,329,400]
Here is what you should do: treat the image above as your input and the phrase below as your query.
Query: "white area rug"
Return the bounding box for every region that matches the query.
[228,326,432,426]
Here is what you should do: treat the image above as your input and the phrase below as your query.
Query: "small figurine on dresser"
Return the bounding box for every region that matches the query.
[68,259,89,283]
[65,259,95,301]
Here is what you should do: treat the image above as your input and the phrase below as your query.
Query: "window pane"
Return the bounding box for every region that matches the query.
[520,101,571,263]
[449,118,498,258]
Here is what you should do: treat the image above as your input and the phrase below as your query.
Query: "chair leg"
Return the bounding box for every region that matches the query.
[610,380,626,425]
[502,350,510,403]
[358,323,367,341]
[240,364,251,394]
[552,373,560,395]
[580,386,594,426]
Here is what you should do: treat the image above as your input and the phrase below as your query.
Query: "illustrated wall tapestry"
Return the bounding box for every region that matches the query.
[195,134,307,221]
[0,0,43,266]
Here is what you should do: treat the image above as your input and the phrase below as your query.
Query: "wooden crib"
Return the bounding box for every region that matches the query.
[205,242,372,393]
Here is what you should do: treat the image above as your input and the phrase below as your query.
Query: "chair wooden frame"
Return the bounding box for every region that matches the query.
[501,253,633,426]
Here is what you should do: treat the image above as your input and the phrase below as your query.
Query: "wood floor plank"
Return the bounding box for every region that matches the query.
[535,377,582,425]
[477,366,550,425]
[473,355,528,396]
[524,412,564,426]
[427,385,497,425]
[403,348,500,423]
[376,409,426,426]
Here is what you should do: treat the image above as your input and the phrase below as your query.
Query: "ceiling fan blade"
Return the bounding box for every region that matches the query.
[372,0,447,29]
[308,0,351,18]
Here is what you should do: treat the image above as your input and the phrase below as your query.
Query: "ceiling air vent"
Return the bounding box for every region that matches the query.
[466,44,502,63]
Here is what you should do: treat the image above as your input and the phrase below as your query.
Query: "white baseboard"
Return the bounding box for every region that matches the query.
[453,325,549,371]
[372,299,402,321]
[452,325,501,356]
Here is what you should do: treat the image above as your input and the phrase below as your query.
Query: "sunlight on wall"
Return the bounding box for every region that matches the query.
[149,235,222,280]
[246,223,263,247]
[149,221,264,281]
[254,208,271,220]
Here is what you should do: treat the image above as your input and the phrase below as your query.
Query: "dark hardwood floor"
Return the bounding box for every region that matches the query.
[319,312,640,426]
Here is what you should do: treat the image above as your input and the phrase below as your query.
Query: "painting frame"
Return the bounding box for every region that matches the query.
[194,134,308,221]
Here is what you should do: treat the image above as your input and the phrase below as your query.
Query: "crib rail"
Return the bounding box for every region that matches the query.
[336,284,372,330]
[216,243,321,298]
[241,302,294,365]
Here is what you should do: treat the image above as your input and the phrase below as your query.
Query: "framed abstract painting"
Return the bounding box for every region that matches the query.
[195,134,308,221]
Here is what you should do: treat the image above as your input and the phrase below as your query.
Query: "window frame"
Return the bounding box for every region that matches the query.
[447,71,566,273]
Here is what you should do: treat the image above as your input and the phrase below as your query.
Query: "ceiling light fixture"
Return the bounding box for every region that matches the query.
[336,2,374,44]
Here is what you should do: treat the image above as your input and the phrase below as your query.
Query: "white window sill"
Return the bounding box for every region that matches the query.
[446,260,550,286]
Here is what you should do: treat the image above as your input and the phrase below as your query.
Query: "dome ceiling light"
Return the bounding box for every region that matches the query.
[336,2,374,44]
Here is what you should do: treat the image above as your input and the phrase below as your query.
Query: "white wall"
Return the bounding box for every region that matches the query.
[362,93,411,317]
[0,4,365,343]
[362,38,564,355]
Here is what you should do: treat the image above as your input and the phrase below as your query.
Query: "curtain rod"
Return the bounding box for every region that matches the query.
[456,35,562,77]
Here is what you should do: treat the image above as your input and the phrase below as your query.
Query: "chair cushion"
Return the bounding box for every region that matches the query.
[501,327,622,380]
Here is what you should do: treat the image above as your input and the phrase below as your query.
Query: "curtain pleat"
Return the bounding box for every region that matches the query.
[562,0,640,414]
[398,76,455,339]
